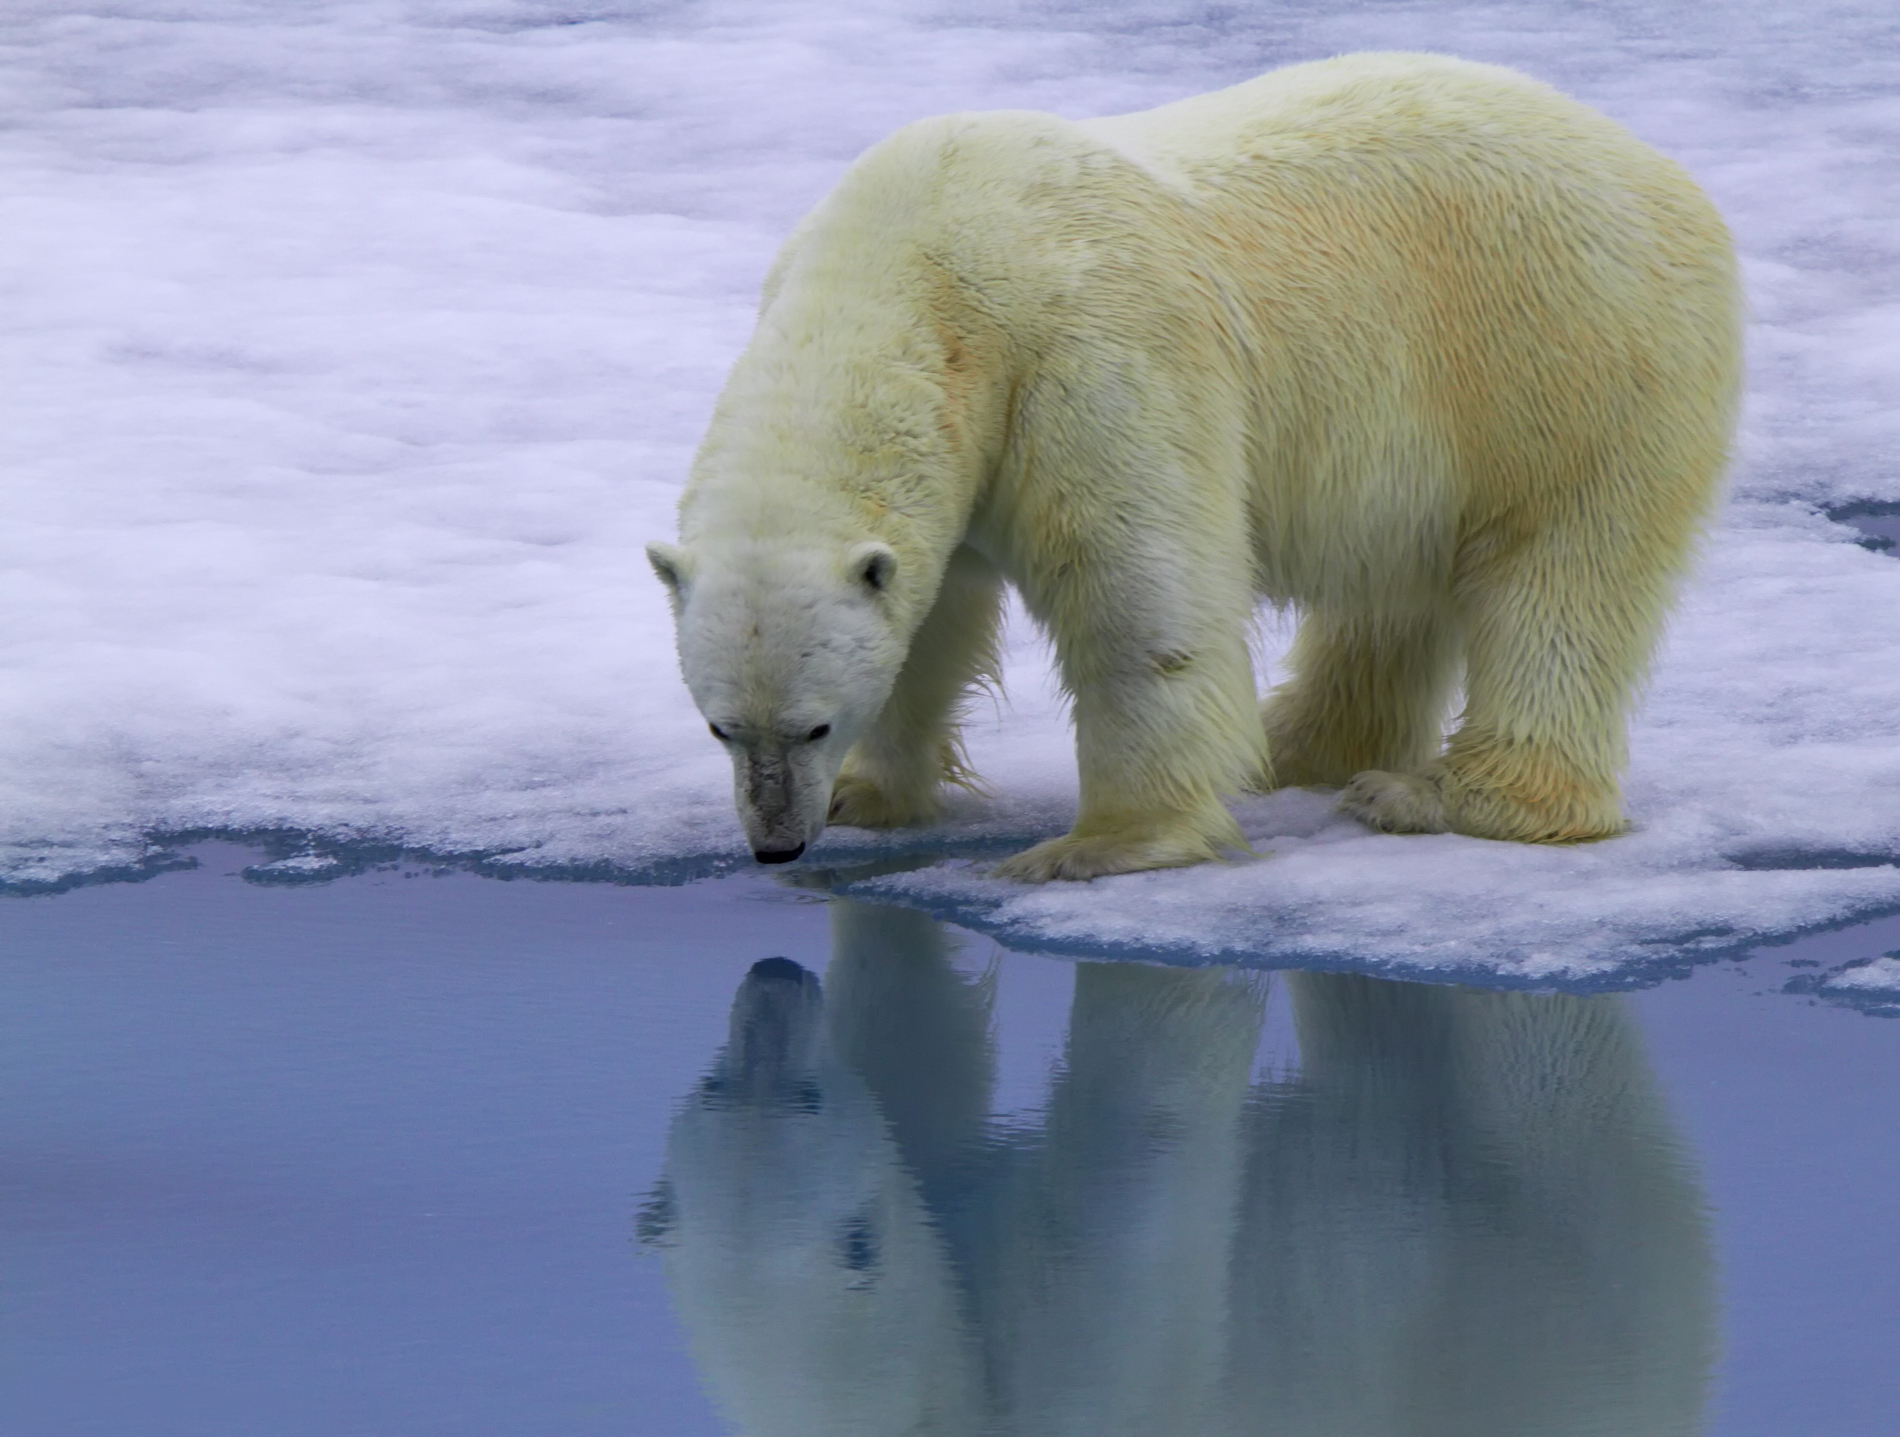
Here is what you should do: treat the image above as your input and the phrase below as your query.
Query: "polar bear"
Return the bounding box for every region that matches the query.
[647,52,1742,879]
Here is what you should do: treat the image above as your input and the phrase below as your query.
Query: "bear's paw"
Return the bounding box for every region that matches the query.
[1337,770,1452,835]
[1343,763,1627,843]
[992,822,1238,883]
[828,774,940,830]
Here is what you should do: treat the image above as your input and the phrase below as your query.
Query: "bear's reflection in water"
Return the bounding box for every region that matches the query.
[643,901,1714,1437]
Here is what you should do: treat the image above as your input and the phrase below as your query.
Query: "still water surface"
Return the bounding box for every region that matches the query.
[5,848,1896,1436]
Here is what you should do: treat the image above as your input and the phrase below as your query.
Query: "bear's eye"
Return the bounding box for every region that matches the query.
[635,1180,678,1247]
[708,723,729,742]
[806,724,831,742]
[839,1210,880,1274]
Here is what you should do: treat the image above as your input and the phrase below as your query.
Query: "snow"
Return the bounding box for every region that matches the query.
[1823,955,1900,993]
[3,0,1898,977]
[1784,952,1900,1015]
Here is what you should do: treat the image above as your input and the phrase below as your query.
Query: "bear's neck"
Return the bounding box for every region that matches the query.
[683,216,1011,636]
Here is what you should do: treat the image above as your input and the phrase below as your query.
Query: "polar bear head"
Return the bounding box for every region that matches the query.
[647,537,908,863]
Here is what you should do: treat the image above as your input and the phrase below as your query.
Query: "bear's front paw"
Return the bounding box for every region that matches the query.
[828,774,939,830]
[991,824,1230,883]
[1338,770,1450,834]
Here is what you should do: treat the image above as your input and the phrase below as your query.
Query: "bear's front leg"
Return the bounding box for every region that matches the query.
[828,545,1004,831]
[993,604,1263,883]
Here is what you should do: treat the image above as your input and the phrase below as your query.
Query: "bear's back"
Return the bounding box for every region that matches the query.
[1075,52,1738,546]
[1083,53,1679,202]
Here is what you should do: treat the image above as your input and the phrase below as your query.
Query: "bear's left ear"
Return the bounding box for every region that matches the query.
[846,541,897,597]
[646,541,695,602]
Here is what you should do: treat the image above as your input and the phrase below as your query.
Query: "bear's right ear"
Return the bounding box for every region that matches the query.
[846,541,897,597]
[646,542,694,604]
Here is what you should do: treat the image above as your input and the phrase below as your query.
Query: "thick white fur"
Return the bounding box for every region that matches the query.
[651,52,1742,879]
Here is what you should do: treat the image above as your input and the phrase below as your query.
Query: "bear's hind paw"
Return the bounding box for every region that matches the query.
[1338,770,1451,834]
[1341,765,1626,842]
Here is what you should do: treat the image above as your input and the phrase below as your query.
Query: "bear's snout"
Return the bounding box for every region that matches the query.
[731,743,836,863]
[718,957,827,1104]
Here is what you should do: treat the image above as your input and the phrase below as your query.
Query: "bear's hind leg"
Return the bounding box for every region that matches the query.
[1339,517,1678,843]
[830,544,1005,830]
[1260,605,1460,789]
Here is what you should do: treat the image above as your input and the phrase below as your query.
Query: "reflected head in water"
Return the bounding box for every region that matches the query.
[641,924,984,1437]
[695,956,826,1114]
[644,901,1715,1436]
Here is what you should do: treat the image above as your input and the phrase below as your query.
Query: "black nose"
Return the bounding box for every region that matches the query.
[748,957,809,983]
[753,844,805,864]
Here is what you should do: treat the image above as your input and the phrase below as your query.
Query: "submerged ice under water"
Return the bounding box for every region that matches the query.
[2,0,1899,977]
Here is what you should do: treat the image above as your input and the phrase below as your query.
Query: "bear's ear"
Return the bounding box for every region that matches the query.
[646,542,694,601]
[846,541,897,597]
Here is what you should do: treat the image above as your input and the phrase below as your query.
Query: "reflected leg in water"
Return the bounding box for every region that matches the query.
[820,901,998,1224]
[976,962,1266,1437]
[1227,973,1716,1437]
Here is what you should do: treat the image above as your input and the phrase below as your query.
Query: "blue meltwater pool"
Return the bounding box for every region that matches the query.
[4,846,1896,1436]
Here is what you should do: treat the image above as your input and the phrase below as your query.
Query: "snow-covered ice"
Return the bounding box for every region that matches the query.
[1788,952,1900,1015]
[3,0,1898,977]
